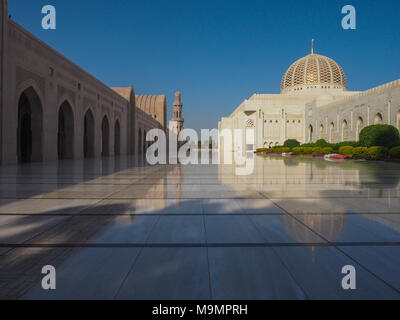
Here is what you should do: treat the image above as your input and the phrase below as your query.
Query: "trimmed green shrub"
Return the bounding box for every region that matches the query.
[321,147,334,154]
[367,146,389,160]
[312,147,323,155]
[359,124,400,148]
[331,141,360,151]
[339,146,354,155]
[256,148,268,153]
[353,147,368,158]
[389,146,400,158]
[302,147,313,154]
[315,139,330,147]
[283,139,300,149]
[269,147,290,153]
[292,147,303,154]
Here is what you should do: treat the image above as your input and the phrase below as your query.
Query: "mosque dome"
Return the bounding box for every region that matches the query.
[280,42,347,94]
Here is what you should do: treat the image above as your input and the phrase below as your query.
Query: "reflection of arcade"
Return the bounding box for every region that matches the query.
[0,162,179,299]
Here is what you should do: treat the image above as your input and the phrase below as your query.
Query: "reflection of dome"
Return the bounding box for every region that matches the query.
[280,45,347,93]
[282,214,346,243]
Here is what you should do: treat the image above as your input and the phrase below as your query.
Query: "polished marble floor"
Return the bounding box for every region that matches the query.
[0,154,400,299]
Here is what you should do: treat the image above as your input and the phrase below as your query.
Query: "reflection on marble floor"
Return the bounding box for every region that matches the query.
[0,154,400,299]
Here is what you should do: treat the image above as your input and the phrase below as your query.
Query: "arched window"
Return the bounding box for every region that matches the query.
[101,116,110,157]
[356,117,364,140]
[83,109,95,158]
[374,113,383,124]
[58,101,74,160]
[245,119,255,128]
[342,120,348,141]
[17,87,43,163]
[308,125,314,142]
[329,122,335,143]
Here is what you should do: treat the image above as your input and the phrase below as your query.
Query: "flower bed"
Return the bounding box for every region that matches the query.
[255,126,400,161]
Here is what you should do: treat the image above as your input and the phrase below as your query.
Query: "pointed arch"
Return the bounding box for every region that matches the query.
[342,119,348,141]
[83,109,95,158]
[57,100,74,159]
[101,115,110,157]
[114,119,121,156]
[356,117,364,140]
[329,122,335,143]
[17,86,43,163]
[374,112,383,124]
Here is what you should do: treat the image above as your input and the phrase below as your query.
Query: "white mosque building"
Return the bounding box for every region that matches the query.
[218,42,400,151]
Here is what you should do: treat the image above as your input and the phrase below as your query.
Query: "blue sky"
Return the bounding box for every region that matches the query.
[7,0,400,132]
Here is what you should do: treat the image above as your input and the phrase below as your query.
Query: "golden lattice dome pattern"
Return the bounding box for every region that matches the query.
[280,53,347,93]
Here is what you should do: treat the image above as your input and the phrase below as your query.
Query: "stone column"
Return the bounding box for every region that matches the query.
[43,80,58,162]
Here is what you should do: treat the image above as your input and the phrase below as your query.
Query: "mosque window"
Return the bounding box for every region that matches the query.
[49,67,54,77]
[245,119,255,127]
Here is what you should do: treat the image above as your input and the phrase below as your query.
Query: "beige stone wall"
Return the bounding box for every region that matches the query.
[305,79,400,143]
[219,94,308,151]
[0,0,165,164]
[0,0,8,164]
[135,107,164,154]
[135,95,167,154]
[220,80,400,152]
[135,95,167,129]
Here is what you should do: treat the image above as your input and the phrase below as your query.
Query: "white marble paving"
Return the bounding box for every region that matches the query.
[0,154,398,299]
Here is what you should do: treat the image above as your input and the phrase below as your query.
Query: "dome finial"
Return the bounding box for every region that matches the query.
[311,39,315,55]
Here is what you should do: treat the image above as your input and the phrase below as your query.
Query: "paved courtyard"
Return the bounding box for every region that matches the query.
[0,154,400,299]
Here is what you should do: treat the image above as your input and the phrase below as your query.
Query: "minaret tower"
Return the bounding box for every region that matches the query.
[171,91,184,136]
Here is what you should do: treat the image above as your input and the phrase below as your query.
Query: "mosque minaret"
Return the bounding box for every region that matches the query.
[170,91,184,137]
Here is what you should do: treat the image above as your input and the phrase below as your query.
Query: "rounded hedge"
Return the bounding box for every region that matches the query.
[268,147,290,153]
[353,147,368,158]
[276,147,291,153]
[283,139,300,149]
[321,147,334,154]
[312,147,323,155]
[315,139,330,147]
[303,147,313,154]
[339,146,354,155]
[367,146,389,160]
[292,147,303,154]
[389,146,400,158]
[359,124,400,148]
